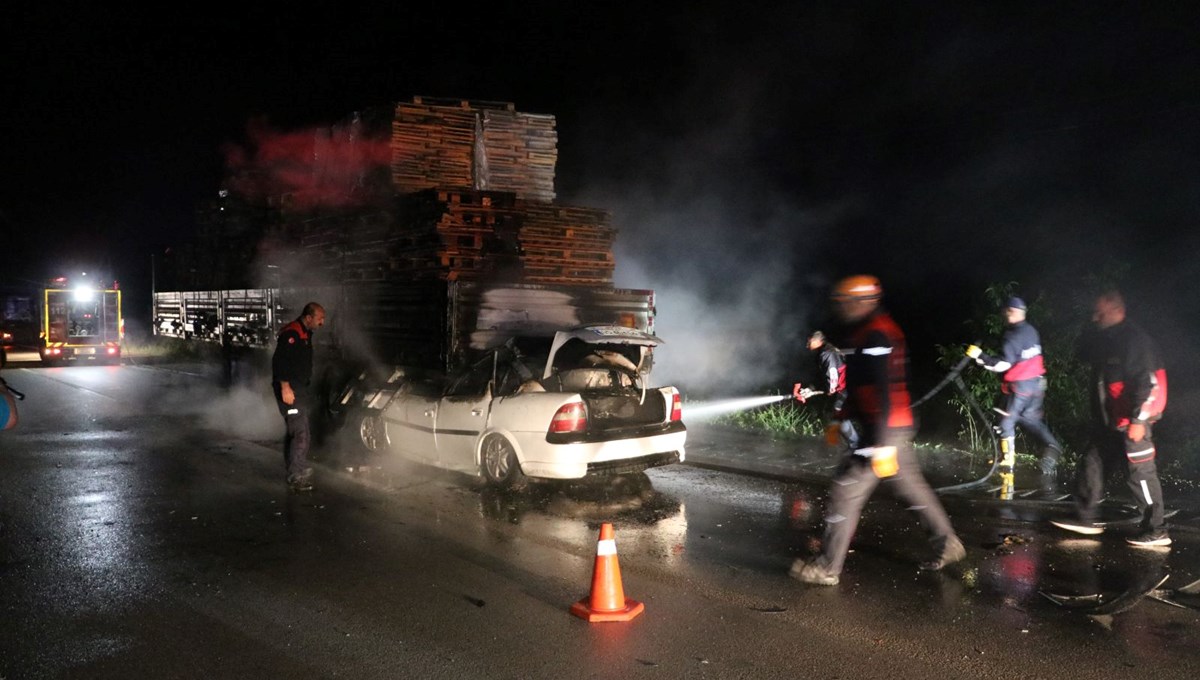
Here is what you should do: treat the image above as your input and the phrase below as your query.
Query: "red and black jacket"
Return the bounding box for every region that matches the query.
[817,344,848,413]
[1085,320,1167,429]
[835,309,914,447]
[980,321,1045,388]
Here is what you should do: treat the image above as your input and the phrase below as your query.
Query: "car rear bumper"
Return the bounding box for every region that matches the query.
[512,428,687,479]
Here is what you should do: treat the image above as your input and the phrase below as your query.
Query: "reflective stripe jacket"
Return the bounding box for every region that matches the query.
[1084,319,1167,429]
[980,321,1045,385]
[271,319,314,389]
[835,309,914,446]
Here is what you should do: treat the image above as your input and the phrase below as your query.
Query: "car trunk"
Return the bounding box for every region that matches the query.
[582,390,667,431]
[540,367,667,430]
[537,325,671,434]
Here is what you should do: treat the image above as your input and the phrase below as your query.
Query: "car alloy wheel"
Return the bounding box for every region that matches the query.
[481,435,527,489]
[358,413,385,452]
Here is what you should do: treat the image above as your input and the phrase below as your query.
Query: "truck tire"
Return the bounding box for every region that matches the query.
[480,434,528,491]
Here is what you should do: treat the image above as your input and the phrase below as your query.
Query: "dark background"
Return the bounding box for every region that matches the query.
[4,2,1198,394]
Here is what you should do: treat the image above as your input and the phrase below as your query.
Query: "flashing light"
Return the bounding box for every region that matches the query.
[74,286,96,302]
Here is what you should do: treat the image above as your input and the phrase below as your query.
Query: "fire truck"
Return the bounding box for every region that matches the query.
[39,276,124,365]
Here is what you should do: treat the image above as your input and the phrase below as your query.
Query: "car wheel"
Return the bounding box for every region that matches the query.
[356,412,386,453]
[480,434,528,490]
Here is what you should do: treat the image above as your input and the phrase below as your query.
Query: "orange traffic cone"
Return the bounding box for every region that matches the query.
[570,522,645,622]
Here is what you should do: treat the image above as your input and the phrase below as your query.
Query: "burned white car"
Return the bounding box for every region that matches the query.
[339,325,686,488]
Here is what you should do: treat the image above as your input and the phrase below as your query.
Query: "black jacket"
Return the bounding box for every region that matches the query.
[1081,319,1167,429]
[271,318,314,390]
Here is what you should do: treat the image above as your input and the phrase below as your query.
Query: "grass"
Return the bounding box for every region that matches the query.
[708,400,825,439]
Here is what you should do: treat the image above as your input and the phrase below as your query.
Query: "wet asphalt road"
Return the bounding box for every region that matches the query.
[1,360,1198,679]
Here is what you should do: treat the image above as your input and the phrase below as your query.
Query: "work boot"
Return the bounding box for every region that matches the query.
[920,536,966,571]
[789,559,839,586]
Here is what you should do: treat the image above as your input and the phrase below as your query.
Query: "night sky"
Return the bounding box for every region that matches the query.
[4,3,1199,391]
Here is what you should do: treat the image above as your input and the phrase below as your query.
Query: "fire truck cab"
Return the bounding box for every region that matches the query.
[39,277,123,366]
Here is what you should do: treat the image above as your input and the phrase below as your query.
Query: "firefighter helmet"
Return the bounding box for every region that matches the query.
[831,275,882,302]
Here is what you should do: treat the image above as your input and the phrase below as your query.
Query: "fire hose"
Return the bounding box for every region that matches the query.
[898,351,1003,493]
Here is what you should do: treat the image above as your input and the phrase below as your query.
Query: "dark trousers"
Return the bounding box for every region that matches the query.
[277,397,312,483]
[1000,380,1062,475]
[1074,426,1165,530]
[815,444,958,574]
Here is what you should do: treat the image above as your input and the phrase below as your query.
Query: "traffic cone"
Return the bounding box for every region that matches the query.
[570,522,644,622]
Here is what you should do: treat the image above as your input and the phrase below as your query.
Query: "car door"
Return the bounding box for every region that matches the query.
[388,379,439,465]
[434,354,495,472]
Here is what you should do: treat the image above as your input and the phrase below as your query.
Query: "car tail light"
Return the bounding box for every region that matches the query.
[549,401,587,433]
[106,346,118,355]
[670,391,683,422]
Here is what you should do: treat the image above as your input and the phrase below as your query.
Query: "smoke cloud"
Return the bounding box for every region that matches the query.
[221,116,392,211]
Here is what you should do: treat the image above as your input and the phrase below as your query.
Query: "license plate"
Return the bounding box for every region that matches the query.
[79,348,96,355]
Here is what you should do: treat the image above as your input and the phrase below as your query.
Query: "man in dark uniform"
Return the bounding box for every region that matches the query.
[967,296,1064,497]
[791,276,965,586]
[272,302,326,492]
[1052,290,1170,547]
[795,330,858,450]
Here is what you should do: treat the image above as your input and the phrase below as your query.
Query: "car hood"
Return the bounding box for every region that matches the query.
[543,325,663,379]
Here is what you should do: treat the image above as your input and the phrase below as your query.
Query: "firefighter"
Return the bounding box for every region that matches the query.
[272,302,326,492]
[795,330,859,450]
[1052,290,1171,547]
[965,296,1064,496]
[791,275,965,586]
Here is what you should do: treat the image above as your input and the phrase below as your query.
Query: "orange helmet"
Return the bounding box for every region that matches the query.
[831,275,882,301]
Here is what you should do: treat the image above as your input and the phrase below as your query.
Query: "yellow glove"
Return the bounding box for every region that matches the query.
[965,345,983,359]
[870,446,899,478]
[824,422,842,446]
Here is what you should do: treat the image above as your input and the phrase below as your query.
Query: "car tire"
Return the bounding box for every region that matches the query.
[480,434,528,491]
[354,411,387,454]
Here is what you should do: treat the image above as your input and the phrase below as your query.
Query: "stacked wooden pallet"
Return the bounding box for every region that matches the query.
[386,188,523,282]
[477,108,557,202]
[518,203,616,285]
[390,97,557,202]
[276,188,616,287]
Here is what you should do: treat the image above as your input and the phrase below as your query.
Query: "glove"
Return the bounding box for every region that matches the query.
[824,421,842,446]
[1127,422,1146,442]
[870,446,899,478]
[793,382,806,402]
[965,344,985,365]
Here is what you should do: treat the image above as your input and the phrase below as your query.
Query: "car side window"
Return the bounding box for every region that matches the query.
[445,357,493,398]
